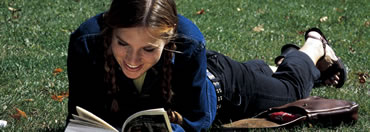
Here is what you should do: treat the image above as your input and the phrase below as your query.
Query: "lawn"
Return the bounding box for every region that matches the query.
[0,0,369,131]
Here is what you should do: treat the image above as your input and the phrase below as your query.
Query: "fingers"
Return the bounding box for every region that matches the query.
[324,72,340,86]
[330,77,338,85]
[168,111,183,125]
[173,111,183,125]
[324,79,335,85]
[169,111,176,122]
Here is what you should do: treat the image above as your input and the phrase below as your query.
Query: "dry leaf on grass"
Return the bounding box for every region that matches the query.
[253,25,264,32]
[24,99,34,102]
[53,68,63,75]
[51,91,69,102]
[358,72,368,84]
[320,16,328,22]
[365,21,370,27]
[349,46,356,54]
[51,95,64,102]
[8,7,20,19]
[196,9,205,15]
[8,7,17,12]
[338,16,345,22]
[10,108,27,120]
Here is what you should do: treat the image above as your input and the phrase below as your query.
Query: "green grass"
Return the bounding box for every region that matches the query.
[0,0,369,131]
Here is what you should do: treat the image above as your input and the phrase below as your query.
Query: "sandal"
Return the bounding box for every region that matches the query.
[274,44,300,66]
[304,28,347,88]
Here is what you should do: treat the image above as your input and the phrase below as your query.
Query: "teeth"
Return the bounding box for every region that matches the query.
[127,63,139,68]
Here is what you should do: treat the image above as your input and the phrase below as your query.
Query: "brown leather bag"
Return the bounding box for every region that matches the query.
[222,96,359,128]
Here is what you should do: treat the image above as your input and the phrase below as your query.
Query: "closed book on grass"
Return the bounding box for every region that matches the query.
[65,106,172,132]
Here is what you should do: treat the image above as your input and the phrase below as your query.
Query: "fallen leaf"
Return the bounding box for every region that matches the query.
[8,7,16,12]
[349,46,356,54]
[365,21,370,27]
[358,72,368,84]
[24,99,34,102]
[252,25,264,32]
[51,95,64,102]
[16,108,27,118]
[196,9,205,15]
[320,16,328,22]
[10,108,27,120]
[338,16,345,22]
[53,68,63,75]
[51,91,69,102]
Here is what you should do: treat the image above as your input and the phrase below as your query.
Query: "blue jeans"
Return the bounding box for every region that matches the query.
[206,50,320,124]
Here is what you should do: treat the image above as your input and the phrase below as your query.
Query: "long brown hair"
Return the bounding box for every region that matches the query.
[102,0,178,112]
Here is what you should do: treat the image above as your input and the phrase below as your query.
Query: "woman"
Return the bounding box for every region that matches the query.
[65,0,345,131]
[67,0,214,131]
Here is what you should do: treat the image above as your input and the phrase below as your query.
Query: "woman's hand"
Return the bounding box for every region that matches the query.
[168,111,183,125]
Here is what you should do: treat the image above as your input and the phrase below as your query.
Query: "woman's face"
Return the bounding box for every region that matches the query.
[111,27,166,79]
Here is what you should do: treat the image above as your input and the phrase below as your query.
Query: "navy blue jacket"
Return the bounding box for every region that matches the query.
[66,13,217,131]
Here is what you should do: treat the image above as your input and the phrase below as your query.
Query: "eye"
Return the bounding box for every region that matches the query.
[118,40,128,46]
[143,47,156,52]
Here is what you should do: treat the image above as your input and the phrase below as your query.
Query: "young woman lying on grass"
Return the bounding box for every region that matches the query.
[65,0,346,131]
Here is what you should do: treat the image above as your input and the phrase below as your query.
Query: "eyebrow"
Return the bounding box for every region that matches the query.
[115,35,128,44]
[115,35,161,49]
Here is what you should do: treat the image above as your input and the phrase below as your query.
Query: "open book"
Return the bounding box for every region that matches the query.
[65,106,172,132]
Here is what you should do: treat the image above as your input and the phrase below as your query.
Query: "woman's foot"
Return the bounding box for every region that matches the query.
[274,43,339,87]
[304,28,346,88]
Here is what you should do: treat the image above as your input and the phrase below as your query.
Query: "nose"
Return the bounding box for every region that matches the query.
[126,48,141,65]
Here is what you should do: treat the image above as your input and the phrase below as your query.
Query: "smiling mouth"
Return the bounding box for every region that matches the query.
[124,63,142,71]
[127,63,139,68]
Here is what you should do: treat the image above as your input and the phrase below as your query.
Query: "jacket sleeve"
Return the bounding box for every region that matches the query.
[65,13,106,127]
[171,15,217,131]
[65,31,106,126]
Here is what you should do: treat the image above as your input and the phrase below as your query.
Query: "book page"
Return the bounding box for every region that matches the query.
[65,121,117,132]
[76,106,119,132]
[71,114,107,128]
[122,108,172,132]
